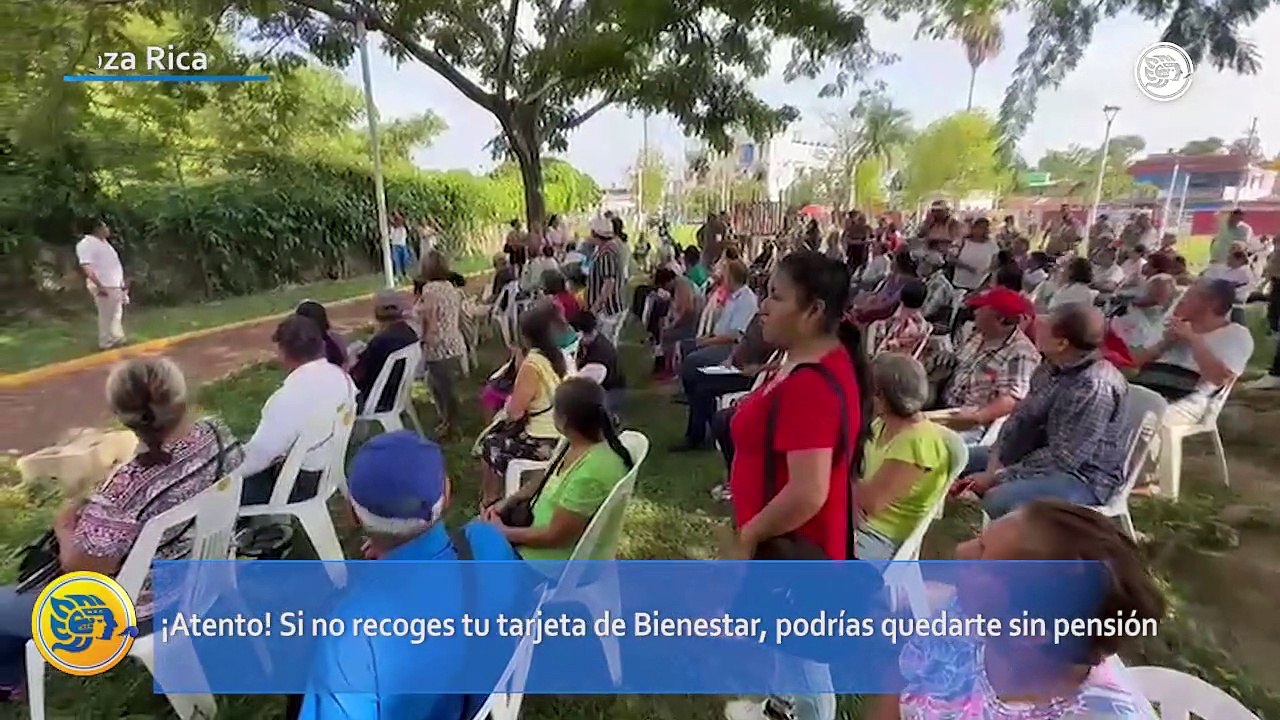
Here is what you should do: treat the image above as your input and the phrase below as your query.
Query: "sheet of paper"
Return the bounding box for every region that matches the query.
[699,365,742,375]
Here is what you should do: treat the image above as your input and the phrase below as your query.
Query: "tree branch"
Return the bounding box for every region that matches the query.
[287,0,497,112]
[495,0,520,100]
[562,93,615,130]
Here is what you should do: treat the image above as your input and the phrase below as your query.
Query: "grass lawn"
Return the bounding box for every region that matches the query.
[0,256,489,375]
[3,318,1279,718]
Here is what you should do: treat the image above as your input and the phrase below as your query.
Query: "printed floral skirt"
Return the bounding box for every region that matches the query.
[479,429,558,476]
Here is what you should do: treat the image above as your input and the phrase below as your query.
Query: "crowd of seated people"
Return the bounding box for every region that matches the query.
[12,205,1220,719]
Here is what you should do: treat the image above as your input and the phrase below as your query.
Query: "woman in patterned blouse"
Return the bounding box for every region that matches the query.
[868,500,1163,720]
[417,250,468,438]
[0,357,242,699]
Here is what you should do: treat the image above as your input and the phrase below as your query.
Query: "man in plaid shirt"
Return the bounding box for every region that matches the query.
[959,303,1130,519]
[936,288,1040,455]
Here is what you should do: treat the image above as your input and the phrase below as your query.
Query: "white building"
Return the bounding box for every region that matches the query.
[687,131,835,202]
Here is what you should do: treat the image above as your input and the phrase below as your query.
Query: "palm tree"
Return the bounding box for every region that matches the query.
[849,98,913,209]
[921,0,1007,111]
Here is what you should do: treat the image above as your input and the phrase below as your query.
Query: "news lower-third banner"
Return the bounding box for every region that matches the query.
[149,560,1155,695]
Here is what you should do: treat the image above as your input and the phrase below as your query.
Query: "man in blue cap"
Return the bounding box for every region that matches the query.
[297,431,521,720]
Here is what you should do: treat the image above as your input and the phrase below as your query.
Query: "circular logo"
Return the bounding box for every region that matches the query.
[1134,42,1194,101]
[31,571,138,676]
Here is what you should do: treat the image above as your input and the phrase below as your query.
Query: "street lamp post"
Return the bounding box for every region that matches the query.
[1086,105,1121,247]
[356,18,394,289]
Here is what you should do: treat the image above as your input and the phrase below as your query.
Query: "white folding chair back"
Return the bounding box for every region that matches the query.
[357,342,425,435]
[885,426,967,619]
[696,296,720,336]
[1157,378,1235,501]
[577,363,608,384]
[27,475,245,720]
[544,431,650,686]
[240,396,353,583]
[492,281,521,348]
[467,628,539,720]
[865,320,888,356]
[1128,666,1261,720]
[1089,385,1165,539]
[504,438,566,498]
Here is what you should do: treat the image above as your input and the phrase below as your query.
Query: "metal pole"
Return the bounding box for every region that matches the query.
[1174,174,1190,235]
[357,19,394,289]
[1161,163,1180,230]
[1233,116,1258,206]
[639,113,649,228]
[1086,105,1120,246]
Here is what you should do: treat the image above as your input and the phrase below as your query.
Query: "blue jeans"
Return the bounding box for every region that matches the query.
[982,471,1100,519]
[391,244,413,277]
[0,587,39,688]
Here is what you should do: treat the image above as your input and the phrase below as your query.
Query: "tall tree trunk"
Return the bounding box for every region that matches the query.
[500,105,548,232]
[966,65,977,111]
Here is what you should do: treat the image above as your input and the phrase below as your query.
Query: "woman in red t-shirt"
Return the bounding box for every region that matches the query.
[543,270,583,323]
[724,251,872,561]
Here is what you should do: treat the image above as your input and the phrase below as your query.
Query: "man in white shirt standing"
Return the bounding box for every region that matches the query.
[75,219,127,349]
[237,315,356,507]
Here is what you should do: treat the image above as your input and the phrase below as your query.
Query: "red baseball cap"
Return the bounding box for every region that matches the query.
[966,287,1035,319]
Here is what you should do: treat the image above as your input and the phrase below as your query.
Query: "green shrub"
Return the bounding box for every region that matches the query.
[3,154,597,311]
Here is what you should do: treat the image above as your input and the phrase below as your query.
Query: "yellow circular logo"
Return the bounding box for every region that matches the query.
[30,571,138,676]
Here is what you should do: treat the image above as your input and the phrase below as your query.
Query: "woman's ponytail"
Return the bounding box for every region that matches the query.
[598,405,634,469]
[837,318,873,475]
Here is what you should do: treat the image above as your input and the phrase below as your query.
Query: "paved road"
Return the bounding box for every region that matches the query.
[0,291,409,455]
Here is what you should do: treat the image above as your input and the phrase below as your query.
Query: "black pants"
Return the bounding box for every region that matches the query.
[1268,281,1280,332]
[685,372,754,446]
[240,464,324,506]
[712,407,736,471]
[1270,340,1280,377]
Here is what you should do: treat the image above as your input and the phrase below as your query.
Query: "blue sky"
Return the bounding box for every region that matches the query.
[338,7,1279,187]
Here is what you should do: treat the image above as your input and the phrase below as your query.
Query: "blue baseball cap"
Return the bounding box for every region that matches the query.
[348,431,446,532]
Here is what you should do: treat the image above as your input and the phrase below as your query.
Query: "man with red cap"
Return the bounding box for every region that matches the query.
[933,287,1040,469]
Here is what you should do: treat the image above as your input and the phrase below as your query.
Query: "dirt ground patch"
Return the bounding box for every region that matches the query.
[1171,400,1280,695]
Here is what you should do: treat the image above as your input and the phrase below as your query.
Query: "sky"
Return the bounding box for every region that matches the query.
[338,6,1279,188]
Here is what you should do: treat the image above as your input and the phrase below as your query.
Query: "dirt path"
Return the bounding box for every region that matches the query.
[0,290,409,455]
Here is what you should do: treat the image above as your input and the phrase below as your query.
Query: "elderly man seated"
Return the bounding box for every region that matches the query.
[959,304,1131,519]
[932,287,1040,457]
[1130,278,1253,425]
[676,259,758,380]
[297,431,520,719]
[351,291,419,414]
[1110,271,1178,350]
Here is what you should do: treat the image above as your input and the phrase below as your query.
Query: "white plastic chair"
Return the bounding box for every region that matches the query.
[540,431,651,685]
[576,363,608,385]
[239,399,352,584]
[492,281,521,349]
[1128,666,1261,720]
[26,474,245,720]
[1090,385,1166,539]
[467,625,539,720]
[884,426,967,619]
[1156,379,1235,501]
[356,342,425,436]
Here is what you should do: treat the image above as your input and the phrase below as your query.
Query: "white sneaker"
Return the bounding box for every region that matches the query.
[1244,374,1280,390]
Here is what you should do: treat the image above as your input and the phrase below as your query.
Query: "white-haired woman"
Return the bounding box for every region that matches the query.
[856,353,952,560]
[0,357,242,700]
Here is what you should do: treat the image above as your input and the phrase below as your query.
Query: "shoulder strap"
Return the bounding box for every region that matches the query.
[448,526,473,561]
[762,362,860,559]
[448,525,486,720]
[524,442,573,511]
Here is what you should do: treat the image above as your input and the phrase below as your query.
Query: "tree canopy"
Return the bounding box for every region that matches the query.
[900,111,1007,203]
[217,0,870,227]
[1034,134,1145,200]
